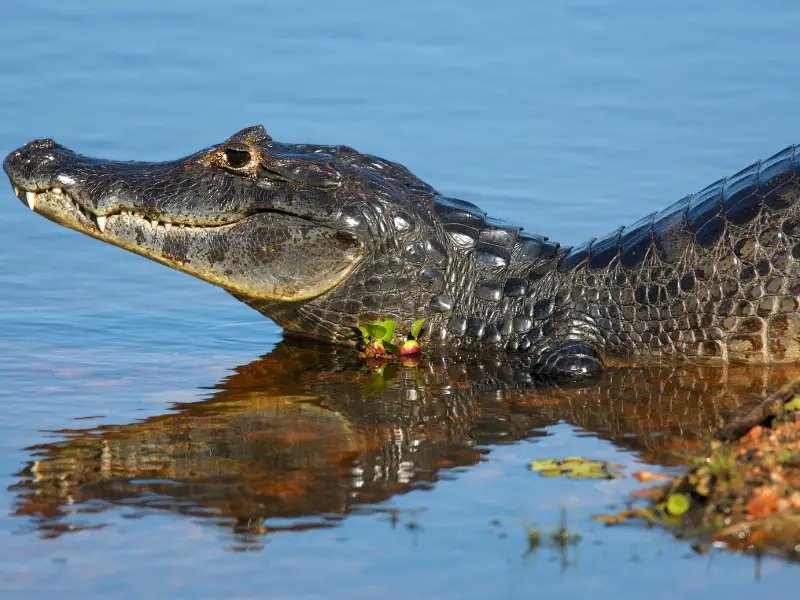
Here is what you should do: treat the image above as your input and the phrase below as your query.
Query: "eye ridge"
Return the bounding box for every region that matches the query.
[224,148,252,169]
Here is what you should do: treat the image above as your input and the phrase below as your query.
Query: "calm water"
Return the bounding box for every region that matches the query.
[2,1,800,597]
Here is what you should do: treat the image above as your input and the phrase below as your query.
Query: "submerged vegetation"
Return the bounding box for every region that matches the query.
[524,507,582,570]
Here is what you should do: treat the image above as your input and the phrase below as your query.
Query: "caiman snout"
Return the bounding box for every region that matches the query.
[4,139,80,203]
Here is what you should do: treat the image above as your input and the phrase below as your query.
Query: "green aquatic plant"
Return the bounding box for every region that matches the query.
[784,395,800,412]
[529,456,622,480]
[665,492,691,516]
[358,318,428,357]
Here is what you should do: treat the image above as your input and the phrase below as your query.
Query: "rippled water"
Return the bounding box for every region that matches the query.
[2,1,800,597]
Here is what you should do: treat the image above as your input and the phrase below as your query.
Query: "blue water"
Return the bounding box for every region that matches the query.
[2,1,800,597]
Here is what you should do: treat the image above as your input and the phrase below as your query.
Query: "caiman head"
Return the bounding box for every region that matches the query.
[3,125,448,344]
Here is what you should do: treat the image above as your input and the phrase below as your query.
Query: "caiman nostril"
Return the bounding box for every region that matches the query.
[27,138,57,150]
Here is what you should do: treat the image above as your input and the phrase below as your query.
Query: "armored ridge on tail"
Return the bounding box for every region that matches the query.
[5,125,800,380]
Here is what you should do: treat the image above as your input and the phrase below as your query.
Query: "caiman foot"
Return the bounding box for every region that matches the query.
[532,343,604,383]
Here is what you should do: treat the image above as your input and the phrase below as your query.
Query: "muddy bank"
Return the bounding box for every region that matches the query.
[633,379,800,560]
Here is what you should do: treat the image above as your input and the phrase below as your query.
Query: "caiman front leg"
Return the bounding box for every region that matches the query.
[532,342,605,381]
[528,318,605,382]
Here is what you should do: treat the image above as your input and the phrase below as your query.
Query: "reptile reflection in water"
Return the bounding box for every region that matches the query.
[12,342,800,545]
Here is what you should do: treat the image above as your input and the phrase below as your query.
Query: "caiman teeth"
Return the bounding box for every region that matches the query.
[15,184,235,232]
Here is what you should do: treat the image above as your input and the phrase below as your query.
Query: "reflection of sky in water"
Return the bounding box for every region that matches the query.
[2,0,800,596]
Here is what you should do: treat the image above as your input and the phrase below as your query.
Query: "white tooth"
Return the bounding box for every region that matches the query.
[96,215,107,233]
[25,191,36,210]
[13,185,20,196]
[150,219,158,228]
[164,222,172,231]
[51,187,64,195]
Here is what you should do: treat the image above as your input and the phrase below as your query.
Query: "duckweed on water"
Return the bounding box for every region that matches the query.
[529,456,622,480]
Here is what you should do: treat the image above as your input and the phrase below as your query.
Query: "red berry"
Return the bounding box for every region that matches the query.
[398,340,420,355]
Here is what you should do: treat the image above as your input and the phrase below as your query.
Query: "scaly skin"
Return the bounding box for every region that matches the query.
[5,125,800,380]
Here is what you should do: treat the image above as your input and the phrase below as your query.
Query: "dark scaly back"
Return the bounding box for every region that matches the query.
[388,144,800,366]
[532,144,800,363]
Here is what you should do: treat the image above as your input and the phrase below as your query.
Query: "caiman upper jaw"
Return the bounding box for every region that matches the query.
[4,137,240,231]
[8,183,200,234]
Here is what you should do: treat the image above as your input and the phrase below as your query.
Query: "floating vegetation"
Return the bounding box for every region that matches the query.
[358,318,427,359]
[665,492,690,516]
[529,456,622,480]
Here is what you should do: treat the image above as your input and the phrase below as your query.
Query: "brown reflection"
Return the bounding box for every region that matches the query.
[12,341,800,545]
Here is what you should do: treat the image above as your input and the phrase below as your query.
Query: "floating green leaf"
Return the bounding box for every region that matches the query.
[376,319,396,342]
[359,320,397,343]
[529,456,622,480]
[410,318,428,340]
[666,493,691,516]
[366,323,387,341]
[358,317,426,356]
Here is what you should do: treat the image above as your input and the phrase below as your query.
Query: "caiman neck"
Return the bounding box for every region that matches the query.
[418,225,569,347]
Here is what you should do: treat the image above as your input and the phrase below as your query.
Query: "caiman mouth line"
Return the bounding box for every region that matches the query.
[12,183,248,234]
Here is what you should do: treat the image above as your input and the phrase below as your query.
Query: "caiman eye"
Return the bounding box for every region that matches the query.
[223,148,252,169]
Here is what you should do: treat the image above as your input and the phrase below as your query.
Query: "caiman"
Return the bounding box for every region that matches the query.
[6,125,800,380]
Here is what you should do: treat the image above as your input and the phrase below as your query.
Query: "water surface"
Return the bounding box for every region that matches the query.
[2,1,800,597]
